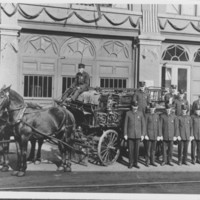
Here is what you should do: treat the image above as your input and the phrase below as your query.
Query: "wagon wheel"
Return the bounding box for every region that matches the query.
[97,129,120,166]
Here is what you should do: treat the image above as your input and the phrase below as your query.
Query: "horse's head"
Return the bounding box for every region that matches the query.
[0,85,11,112]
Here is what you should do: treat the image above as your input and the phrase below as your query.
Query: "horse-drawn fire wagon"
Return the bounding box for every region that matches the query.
[0,85,167,176]
[57,86,167,166]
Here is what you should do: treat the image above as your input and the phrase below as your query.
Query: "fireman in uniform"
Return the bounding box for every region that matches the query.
[145,102,161,167]
[173,89,189,116]
[191,95,200,115]
[190,95,200,163]
[177,104,193,165]
[191,107,200,164]
[124,101,146,169]
[133,81,151,116]
[164,84,178,105]
[160,103,178,166]
[60,63,90,102]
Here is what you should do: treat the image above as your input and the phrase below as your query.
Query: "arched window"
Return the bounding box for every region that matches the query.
[194,49,200,62]
[162,45,189,61]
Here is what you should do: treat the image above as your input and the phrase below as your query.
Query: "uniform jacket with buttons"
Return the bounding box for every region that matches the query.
[173,98,189,116]
[124,110,146,139]
[177,114,193,140]
[145,113,161,140]
[160,113,178,141]
[72,71,90,90]
[133,90,150,113]
[191,115,200,140]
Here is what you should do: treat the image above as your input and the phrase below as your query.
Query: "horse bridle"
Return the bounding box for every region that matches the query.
[0,90,10,111]
[0,90,26,125]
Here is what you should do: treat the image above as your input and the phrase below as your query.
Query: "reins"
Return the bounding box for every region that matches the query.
[22,121,85,155]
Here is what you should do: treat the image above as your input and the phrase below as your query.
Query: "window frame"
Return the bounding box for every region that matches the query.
[23,74,53,99]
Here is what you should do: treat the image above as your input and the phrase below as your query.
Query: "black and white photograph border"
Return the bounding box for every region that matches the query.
[1,0,200,199]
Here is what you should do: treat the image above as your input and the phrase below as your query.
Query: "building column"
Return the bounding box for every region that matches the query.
[137,4,165,87]
[0,4,21,91]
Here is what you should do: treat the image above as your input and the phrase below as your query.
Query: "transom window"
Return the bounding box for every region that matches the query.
[162,45,189,61]
[100,78,127,89]
[24,75,52,97]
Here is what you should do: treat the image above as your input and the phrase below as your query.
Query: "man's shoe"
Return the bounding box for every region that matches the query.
[161,162,165,166]
[168,162,174,166]
[128,164,133,169]
[191,160,196,165]
[183,162,188,165]
[196,160,200,164]
[146,161,149,167]
[178,161,182,166]
[134,164,140,169]
[151,162,157,167]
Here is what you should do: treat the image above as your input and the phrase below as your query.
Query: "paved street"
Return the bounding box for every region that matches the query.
[1,141,200,197]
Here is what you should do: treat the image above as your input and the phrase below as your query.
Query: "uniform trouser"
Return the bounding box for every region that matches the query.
[146,140,157,164]
[71,87,88,101]
[62,87,75,100]
[128,138,140,165]
[162,140,173,163]
[191,140,200,162]
[178,140,189,163]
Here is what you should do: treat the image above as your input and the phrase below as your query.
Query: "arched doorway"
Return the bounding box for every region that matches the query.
[161,44,191,102]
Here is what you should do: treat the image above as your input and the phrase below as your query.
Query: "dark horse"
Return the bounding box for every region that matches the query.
[0,111,12,172]
[0,85,76,177]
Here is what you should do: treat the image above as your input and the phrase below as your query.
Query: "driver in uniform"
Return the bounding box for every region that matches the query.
[59,63,90,103]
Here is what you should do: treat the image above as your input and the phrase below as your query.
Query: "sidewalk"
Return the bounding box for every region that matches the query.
[5,141,200,173]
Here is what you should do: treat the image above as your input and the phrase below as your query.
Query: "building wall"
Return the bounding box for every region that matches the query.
[19,32,133,105]
[1,3,200,105]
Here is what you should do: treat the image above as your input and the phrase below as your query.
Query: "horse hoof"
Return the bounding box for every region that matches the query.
[65,167,72,172]
[57,166,64,172]
[11,171,19,176]
[17,171,25,177]
[27,160,33,164]
[1,166,9,172]
[34,160,41,165]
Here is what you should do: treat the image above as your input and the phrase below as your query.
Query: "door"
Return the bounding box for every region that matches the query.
[161,64,191,103]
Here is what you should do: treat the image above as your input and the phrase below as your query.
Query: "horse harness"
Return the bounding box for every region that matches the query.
[5,102,74,137]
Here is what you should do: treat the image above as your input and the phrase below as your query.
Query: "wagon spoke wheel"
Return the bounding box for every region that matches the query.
[98,130,120,166]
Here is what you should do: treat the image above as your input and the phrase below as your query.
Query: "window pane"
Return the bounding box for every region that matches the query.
[24,75,52,98]
[105,79,109,88]
[123,79,126,88]
[161,67,172,89]
[100,78,127,89]
[24,76,28,97]
[110,79,113,88]
[178,68,187,92]
[119,79,122,88]
[62,77,66,94]
[62,76,76,94]
[101,79,104,88]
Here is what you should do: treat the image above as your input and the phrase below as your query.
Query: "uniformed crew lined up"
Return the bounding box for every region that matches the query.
[124,82,199,169]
